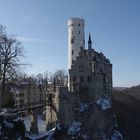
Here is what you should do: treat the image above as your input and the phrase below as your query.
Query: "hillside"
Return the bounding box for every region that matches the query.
[112,85,140,140]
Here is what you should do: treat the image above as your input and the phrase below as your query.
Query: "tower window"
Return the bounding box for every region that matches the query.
[72,50,74,55]
[71,38,74,44]
[78,23,80,26]
[79,31,80,34]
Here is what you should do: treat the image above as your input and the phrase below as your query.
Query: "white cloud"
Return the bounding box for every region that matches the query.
[34,18,48,31]
[17,36,51,44]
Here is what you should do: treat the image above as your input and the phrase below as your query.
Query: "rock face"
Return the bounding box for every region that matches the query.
[53,87,113,140]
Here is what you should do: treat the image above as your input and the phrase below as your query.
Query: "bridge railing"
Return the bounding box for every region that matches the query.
[13,100,47,112]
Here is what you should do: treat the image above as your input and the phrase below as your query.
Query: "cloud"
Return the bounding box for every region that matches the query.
[34,18,48,31]
[23,13,32,24]
[17,36,51,44]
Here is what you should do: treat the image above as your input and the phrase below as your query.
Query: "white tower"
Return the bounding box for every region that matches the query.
[68,18,85,90]
[68,18,85,69]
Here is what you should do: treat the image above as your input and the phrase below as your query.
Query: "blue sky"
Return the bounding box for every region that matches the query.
[0,0,140,87]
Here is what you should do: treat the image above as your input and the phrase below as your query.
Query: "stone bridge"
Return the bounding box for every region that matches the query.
[11,100,57,134]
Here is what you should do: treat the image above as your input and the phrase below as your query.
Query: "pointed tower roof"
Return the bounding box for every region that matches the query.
[88,33,92,50]
[88,33,92,44]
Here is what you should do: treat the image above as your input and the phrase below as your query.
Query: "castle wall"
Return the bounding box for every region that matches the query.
[69,49,112,100]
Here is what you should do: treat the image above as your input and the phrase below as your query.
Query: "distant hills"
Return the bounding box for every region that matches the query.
[113,85,140,99]
[113,87,127,91]
[112,85,140,140]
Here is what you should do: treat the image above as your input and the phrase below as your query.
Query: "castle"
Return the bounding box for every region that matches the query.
[46,18,114,139]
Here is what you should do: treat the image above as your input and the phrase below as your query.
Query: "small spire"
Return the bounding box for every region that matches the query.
[88,33,92,50]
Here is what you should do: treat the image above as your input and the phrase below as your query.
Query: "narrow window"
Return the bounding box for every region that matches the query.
[106,77,108,83]
[78,23,80,26]
[71,38,74,44]
[79,31,80,34]
[73,76,76,81]
[87,76,92,82]
[80,76,84,82]
[92,62,94,72]
[72,50,74,55]
[84,50,86,54]
[79,65,84,72]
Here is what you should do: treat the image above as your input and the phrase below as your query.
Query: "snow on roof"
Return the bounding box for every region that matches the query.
[96,97,111,111]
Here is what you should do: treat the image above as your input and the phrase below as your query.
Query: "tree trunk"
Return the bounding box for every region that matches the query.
[1,60,7,107]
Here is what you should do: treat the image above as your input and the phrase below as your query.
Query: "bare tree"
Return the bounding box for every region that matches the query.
[54,69,67,87]
[0,25,25,107]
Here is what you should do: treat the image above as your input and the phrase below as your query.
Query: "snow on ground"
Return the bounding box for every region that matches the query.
[111,130,122,140]
[37,115,46,133]
[26,128,55,140]
[24,114,54,139]
[68,121,82,136]
[23,115,46,133]
[75,101,94,113]
[96,97,111,110]
[0,108,8,115]
[17,137,22,140]
[23,115,31,132]
[3,120,14,128]
[79,103,89,113]
[13,117,24,122]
